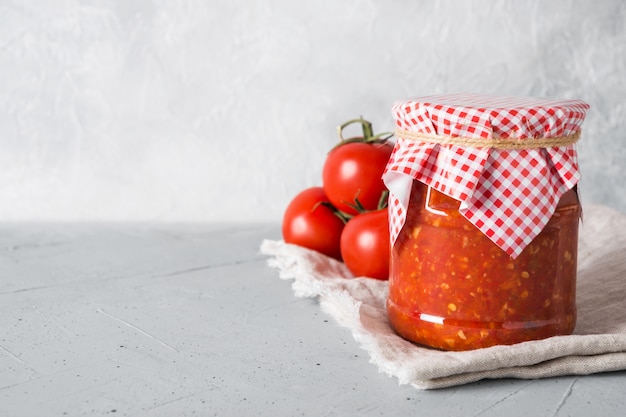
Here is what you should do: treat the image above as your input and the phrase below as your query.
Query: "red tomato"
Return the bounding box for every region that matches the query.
[340,209,390,280]
[282,187,345,260]
[322,141,393,215]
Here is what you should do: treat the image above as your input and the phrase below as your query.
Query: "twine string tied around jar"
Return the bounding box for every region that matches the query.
[394,129,581,149]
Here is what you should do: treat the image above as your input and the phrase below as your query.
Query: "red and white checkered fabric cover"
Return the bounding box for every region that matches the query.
[383,93,589,258]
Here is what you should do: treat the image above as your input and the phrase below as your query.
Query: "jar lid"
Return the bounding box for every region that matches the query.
[383,93,590,258]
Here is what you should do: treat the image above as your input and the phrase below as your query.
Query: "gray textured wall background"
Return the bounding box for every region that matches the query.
[1,0,625,222]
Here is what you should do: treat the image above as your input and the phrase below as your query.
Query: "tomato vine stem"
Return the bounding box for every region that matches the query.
[340,189,389,218]
[331,116,393,151]
[319,201,352,224]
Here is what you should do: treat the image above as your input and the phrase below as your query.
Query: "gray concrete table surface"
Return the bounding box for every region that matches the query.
[0,223,624,417]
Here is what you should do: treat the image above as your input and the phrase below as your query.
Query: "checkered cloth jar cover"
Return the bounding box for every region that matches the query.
[383,93,590,258]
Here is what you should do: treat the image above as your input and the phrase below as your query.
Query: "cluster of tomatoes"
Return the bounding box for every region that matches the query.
[281,117,395,280]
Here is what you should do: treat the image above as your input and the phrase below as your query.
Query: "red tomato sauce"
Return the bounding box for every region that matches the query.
[387,180,580,351]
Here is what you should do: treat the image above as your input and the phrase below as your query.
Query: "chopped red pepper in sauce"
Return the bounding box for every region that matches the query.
[387,181,580,351]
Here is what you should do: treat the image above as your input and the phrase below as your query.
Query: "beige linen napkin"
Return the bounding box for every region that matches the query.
[260,204,626,389]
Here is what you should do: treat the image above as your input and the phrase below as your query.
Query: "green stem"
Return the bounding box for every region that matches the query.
[332,117,394,152]
[377,190,389,210]
[337,116,374,142]
[320,202,352,224]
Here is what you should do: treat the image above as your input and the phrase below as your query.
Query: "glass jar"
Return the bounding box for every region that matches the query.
[387,180,581,351]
